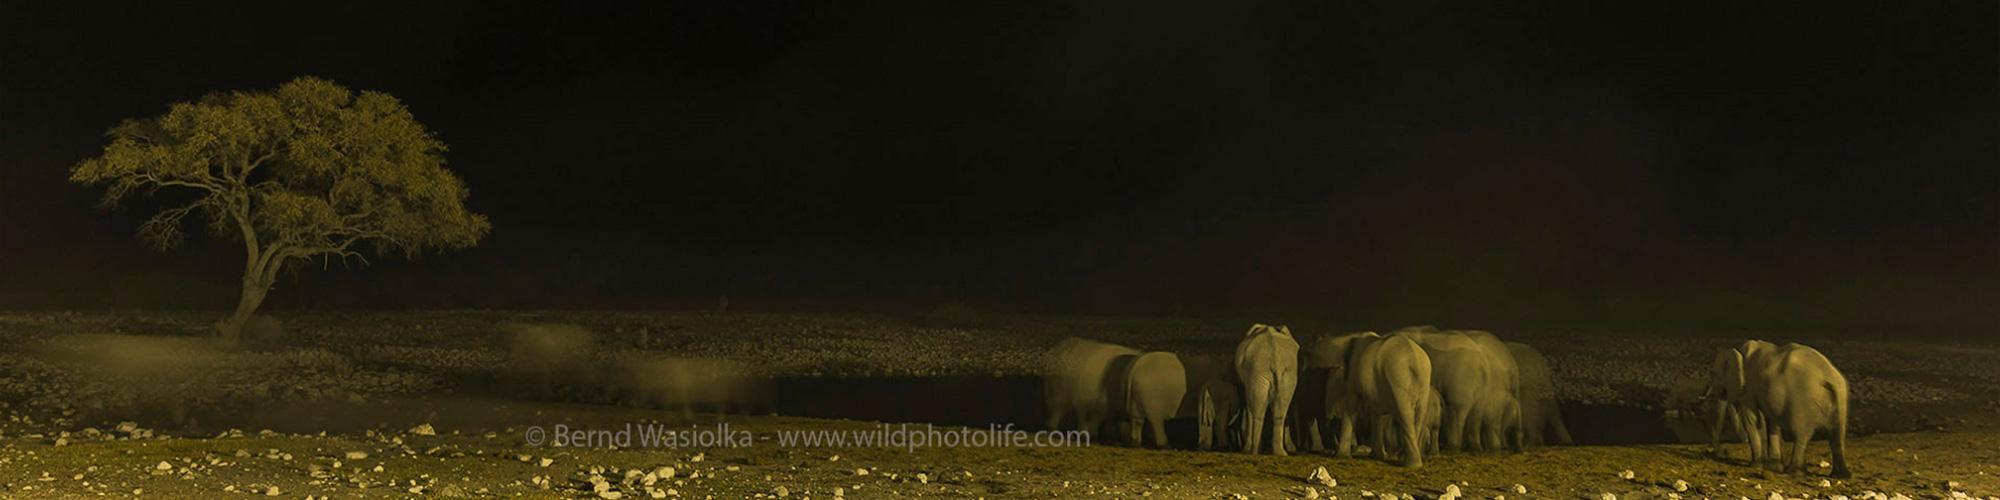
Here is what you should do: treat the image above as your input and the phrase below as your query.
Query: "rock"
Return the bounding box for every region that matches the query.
[1308,467,1337,488]
[1511,484,1527,494]
[916,473,929,484]
[1767,492,1784,500]
[829,455,840,462]
[834,486,846,497]
[773,485,790,497]
[1600,494,1617,500]
[1302,486,1319,498]
[854,468,869,476]
[154,461,172,471]
[1819,479,1832,488]
[539,457,555,467]
[265,486,282,496]
[1673,479,1689,492]
[409,423,436,436]
[656,466,675,480]
[1618,470,1635,480]
[345,451,368,460]
[598,491,624,500]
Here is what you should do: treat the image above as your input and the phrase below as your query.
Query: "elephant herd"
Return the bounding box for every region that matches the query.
[1702,340,1852,478]
[1042,324,1572,468]
[1044,326,1855,477]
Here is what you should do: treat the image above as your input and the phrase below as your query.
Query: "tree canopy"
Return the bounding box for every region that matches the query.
[71,76,489,339]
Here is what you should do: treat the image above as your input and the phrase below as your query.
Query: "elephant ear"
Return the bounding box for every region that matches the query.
[1728,348,1746,388]
[1246,323,1269,337]
[1276,325,1293,337]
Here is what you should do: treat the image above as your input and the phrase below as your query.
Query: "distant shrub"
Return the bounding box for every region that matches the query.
[924,303,982,329]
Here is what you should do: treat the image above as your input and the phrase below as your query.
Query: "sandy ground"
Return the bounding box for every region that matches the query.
[0,311,1996,499]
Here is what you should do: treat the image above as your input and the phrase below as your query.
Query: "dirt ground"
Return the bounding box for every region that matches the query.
[0,311,1996,499]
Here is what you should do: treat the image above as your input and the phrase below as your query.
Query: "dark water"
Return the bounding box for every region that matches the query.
[1560,403,1685,445]
[769,375,1047,430]
[150,372,1695,447]
[767,377,1695,447]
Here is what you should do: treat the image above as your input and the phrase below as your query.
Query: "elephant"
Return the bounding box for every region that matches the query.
[503,323,597,398]
[1043,337,1141,436]
[1119,352,1188,448]
[1319,331,1433,467]
[1420,385,1443,453]
[1235,323,1301,455]
[1407,327,1523,453]
[1196,377,1243,451]
[1505,342,1573,445]
[1291,334,1353,452]
[1740,341,1851,477]
[1704,345,1760,460]
[607,355,764,419]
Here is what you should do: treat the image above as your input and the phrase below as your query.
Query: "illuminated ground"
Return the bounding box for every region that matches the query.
[0,311,1995,498]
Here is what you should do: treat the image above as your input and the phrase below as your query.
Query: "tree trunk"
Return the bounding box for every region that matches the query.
[217,271,271,344]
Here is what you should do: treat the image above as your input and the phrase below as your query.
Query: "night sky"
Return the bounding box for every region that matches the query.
[3,1,1996,331]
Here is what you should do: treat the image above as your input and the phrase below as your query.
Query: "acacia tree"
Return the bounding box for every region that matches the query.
[71,77,490,342]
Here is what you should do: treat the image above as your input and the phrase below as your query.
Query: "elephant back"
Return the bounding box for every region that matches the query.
[1045,337,1141,405]
[1127,352,1188,418]
[1505,342,1557,401]
[1235,324,1301,376]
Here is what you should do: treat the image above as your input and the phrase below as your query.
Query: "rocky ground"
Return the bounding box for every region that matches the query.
[0,310,1995,499]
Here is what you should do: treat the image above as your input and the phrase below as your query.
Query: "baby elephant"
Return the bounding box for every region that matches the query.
[1120,352,1187,448]
[1196,378,1243,451]
[1236,323,1301,455]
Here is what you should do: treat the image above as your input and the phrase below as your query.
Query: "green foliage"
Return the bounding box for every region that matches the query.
[70,76,489,270]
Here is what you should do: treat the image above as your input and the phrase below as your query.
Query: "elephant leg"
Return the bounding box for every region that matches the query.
[1080,405,1107,442]
[1787,425,1812,475]
[1465,410,1487,453]
[1336,414,1356,458]
[1509,400,1525,453]
[1727,405,1754,463]
[1483,419,1503,453]
[1150,417,1169,449]
[1127,413,1145,447]
[1547,401,1573,445]
[1740,408,1764,464]
[1443,404,1471,453]
[1197,394,1215,450]
[1765,428,1785,471]
[1271,372,1296,457]
[1396,393,1423,467]
[1046,402,1070,432]
[1305,417,1325,452]
[1371,414,1392,460]
[1243,379,1270,454]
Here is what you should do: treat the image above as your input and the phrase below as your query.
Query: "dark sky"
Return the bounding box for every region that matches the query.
[3,1,1997,330]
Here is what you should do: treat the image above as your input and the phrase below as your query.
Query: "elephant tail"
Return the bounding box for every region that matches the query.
[1828,376,1851,477]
